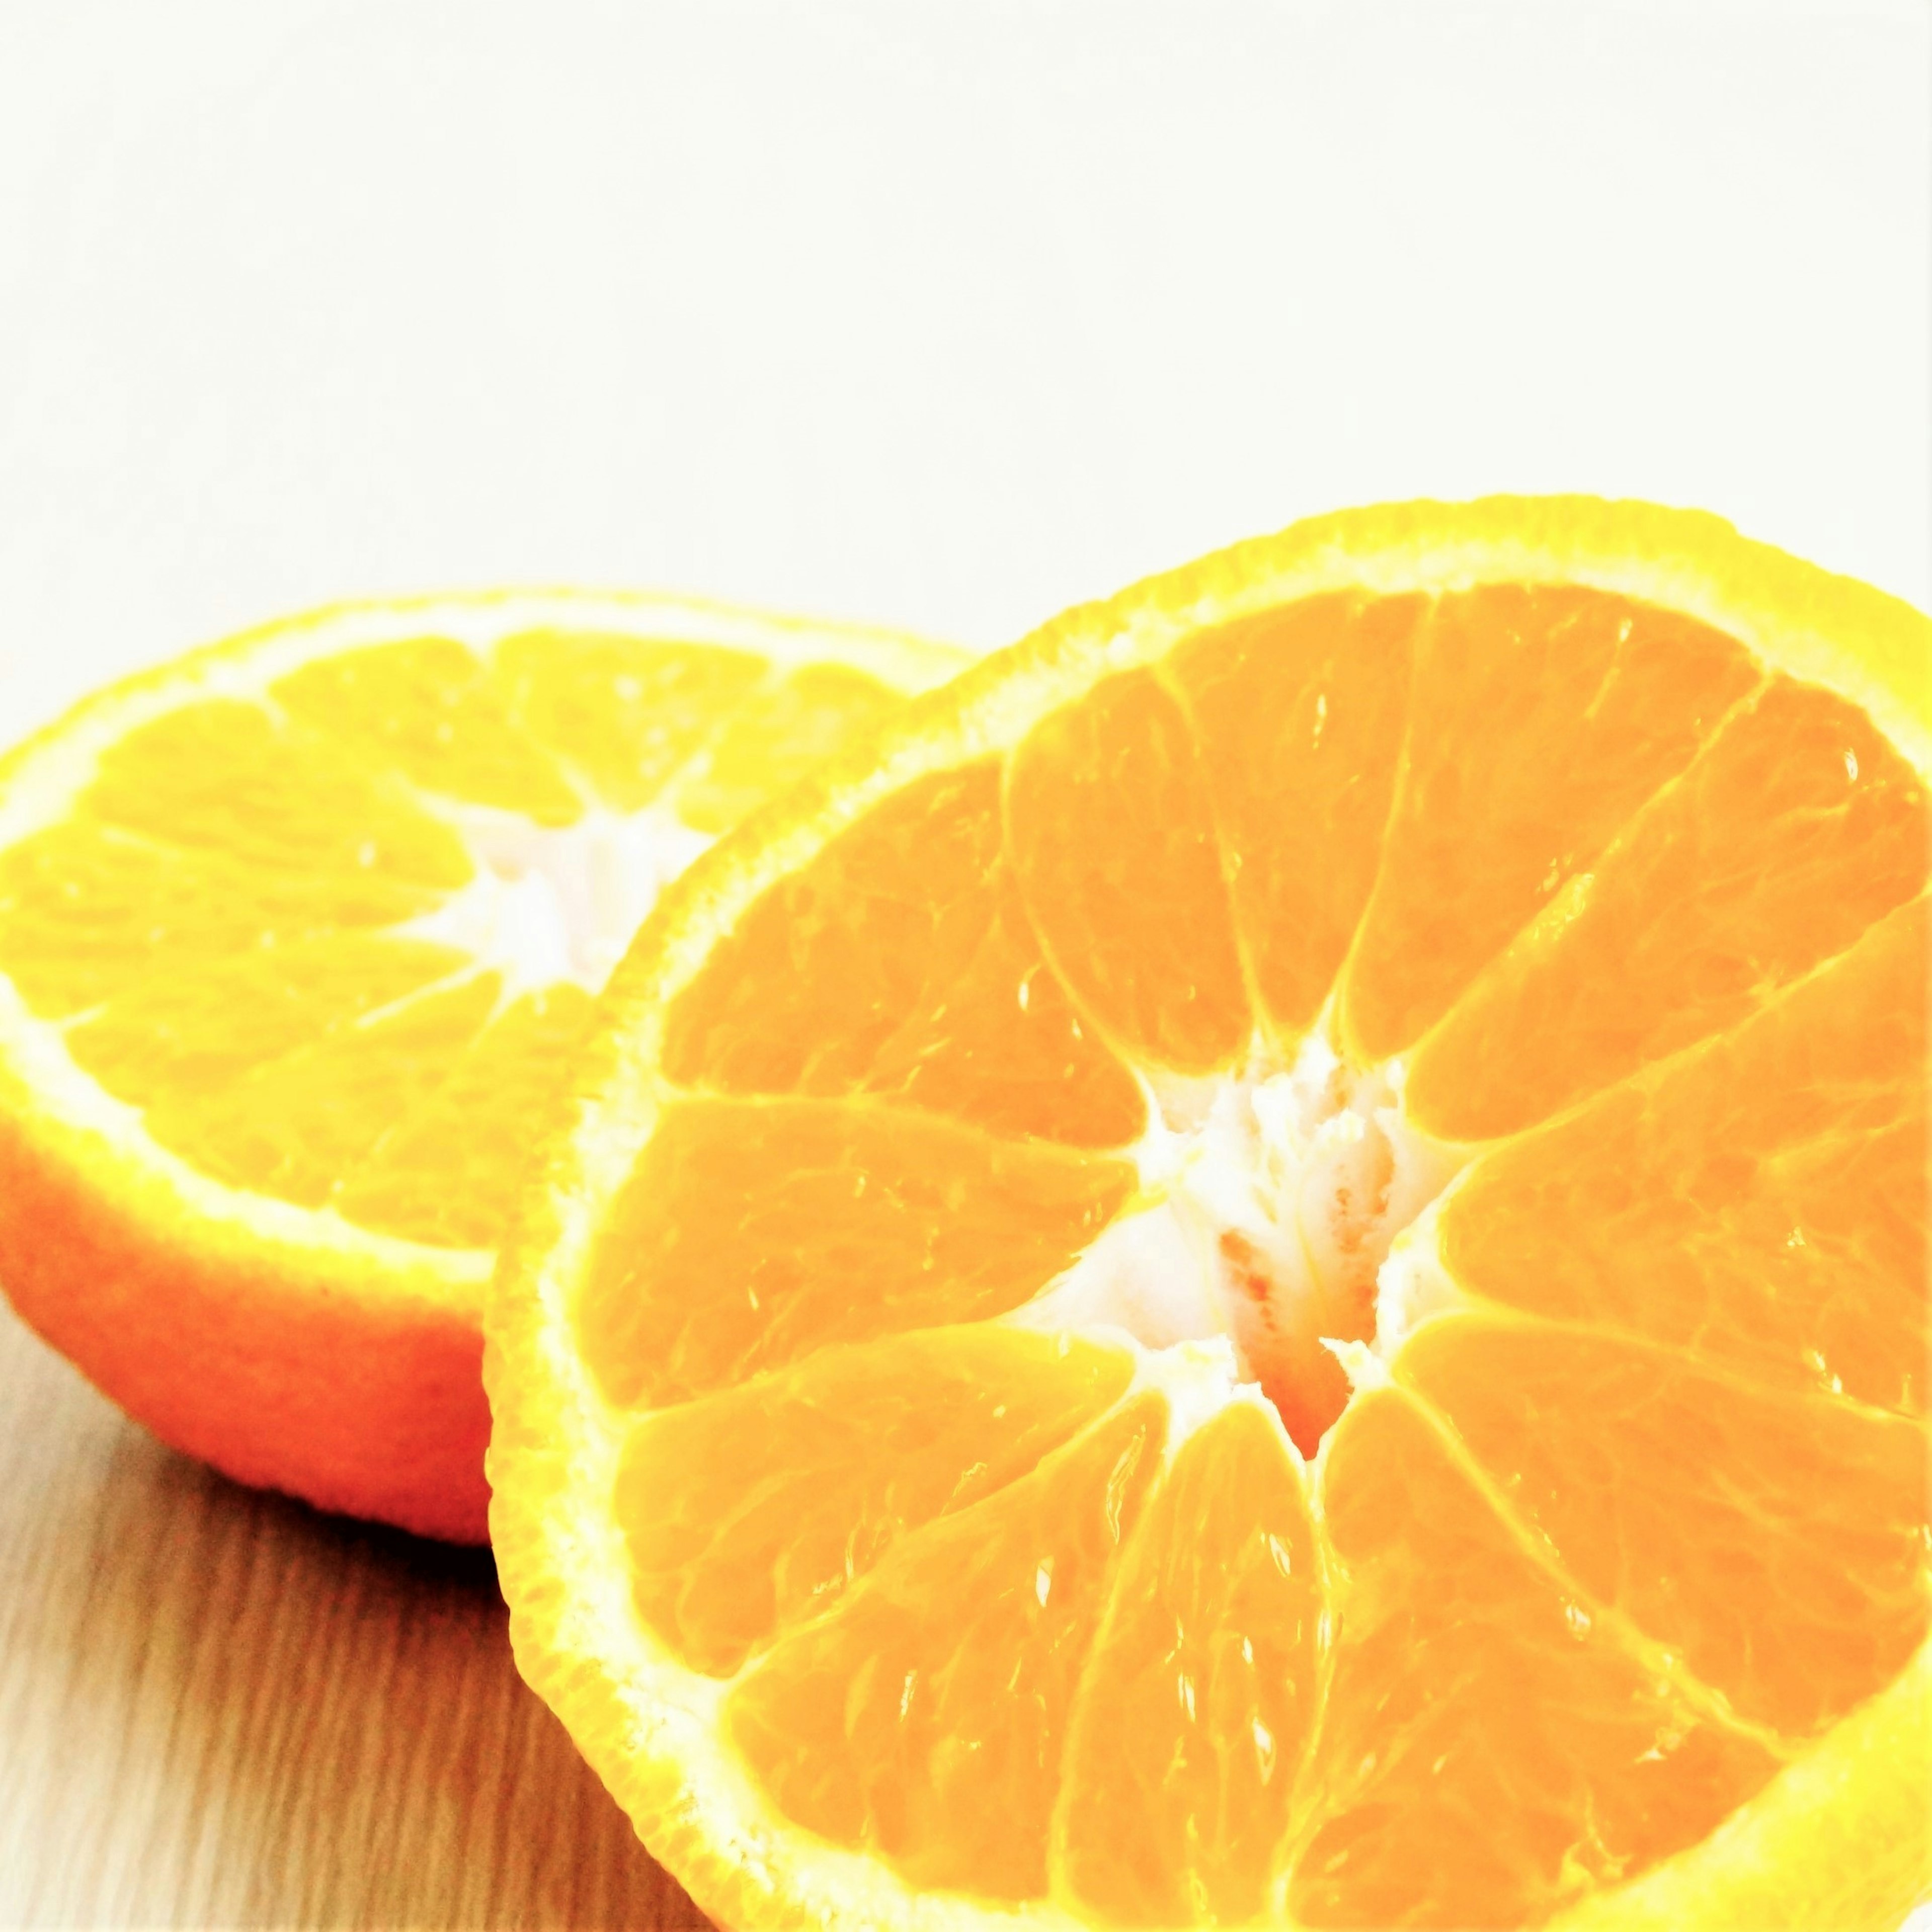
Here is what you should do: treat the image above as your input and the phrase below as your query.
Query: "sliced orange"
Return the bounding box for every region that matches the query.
[0,591,968,1541]
[487,500,1930,1930]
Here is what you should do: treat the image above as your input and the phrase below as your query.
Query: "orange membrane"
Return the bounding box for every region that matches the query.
[585,578,1929,1925]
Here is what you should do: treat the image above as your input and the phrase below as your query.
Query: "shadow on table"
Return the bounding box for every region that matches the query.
[0,1311,710,1929]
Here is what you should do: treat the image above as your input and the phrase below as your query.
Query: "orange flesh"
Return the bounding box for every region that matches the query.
[1407,674,1929,1140]
[661,761,1148,1147]
[1056,1398,1325,1924]
[1168,591,1420,1041]
[1402,1316,1928,1741]
[577,1097,1136,1409]
[605,579,1930,1924]
[1438,894,1928,1417]
[1340,587,1761,1060]
[1005,669,1252,1073]
[725,1396,1167,1900]
[1292,1390,1781,1930]
[0,632,911,1252]
[617,1327,1135,1677]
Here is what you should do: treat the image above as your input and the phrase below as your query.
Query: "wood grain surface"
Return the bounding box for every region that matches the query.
[0,1297,709,1929]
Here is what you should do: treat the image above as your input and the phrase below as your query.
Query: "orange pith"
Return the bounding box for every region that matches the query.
[0,592,965,1539]
[486,501,1930,1931]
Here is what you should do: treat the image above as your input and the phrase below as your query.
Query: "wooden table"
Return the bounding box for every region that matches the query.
[0,1297,707,1928]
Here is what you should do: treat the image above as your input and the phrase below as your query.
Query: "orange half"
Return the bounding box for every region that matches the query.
[0,591,968,1540]
[486,502,1929,1928]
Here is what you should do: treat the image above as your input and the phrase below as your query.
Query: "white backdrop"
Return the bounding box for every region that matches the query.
[2,1,1927,734]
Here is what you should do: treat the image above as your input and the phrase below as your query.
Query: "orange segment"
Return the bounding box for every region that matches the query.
[1007,669,1251,1073]
[725,1396,1165,1900]
[140,974,501,1207]
[1402,1315,1930,1740]
[855,860,1149,1146]
[0,822,433,1016]
[575,1097,1135,1409]
[662,763,1147,1147]
[64,933,466,1107]
[272,636,585,824]
[333,983,597,1247]
[491,629,767,812]
[1169,592,1419,1038]
[85,698,474,885]
[1438,894,1928,1413]
[1295,1389,1780,1930]
[1342,588,1760,1060]
[1408,675,1930,1139]
[615,1327,1134,1676]
[1056,1398,1324,1926]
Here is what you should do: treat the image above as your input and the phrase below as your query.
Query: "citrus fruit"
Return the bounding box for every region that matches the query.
[0,590,968,1542]
[487,499,1929,1929]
